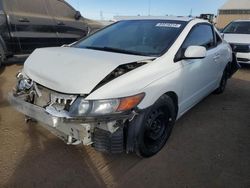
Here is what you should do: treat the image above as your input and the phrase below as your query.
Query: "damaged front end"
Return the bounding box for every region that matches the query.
[9,70,145,153]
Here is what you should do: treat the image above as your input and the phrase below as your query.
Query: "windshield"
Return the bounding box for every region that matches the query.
[223,21,250,34]
[74,20,187,56]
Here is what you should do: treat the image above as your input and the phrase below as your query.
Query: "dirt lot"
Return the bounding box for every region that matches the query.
[0,63,250,188]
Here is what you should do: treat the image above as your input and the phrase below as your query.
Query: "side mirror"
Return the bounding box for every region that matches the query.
[184,46,206,59]
[75,11,82,20]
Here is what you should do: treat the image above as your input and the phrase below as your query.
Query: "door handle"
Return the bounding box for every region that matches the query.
[213,53,220,62]
[214,53,220,58]
[57,21,65,26]
[18,18,30,22]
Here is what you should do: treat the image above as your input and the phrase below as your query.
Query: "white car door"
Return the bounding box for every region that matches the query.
[178,24,220,113]
[214,31,230,77]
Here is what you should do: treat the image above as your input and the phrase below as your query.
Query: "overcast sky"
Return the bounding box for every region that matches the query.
[66,0,227,20]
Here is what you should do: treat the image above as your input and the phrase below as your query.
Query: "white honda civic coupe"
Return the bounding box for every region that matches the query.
[9,17,239,157]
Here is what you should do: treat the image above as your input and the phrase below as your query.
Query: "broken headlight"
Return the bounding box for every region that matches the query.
[16,72,33,92]
[69,93,145,116]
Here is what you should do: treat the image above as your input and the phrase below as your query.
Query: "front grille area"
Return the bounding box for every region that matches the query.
[237,58,250,62]
[34,84,77,111]
[34,84,51,107]
[230,43,250,53]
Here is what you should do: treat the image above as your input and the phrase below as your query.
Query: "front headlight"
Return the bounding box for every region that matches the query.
[91,99,120,115]
[69,93,145,116]
[16,72,33,92]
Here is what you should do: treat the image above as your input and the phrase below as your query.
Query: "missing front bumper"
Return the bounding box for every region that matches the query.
[8,93,133,147]
[9,93,93,145]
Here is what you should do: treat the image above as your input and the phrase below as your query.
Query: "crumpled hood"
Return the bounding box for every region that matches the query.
[24,47,151,94]
[224,33,250,44]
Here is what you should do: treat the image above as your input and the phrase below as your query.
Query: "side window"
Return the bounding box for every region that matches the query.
[48,0,75,18]
[182,24,215,50]
[5,0,48,15]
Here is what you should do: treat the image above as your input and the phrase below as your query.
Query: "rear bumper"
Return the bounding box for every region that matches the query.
[8,93,132,146]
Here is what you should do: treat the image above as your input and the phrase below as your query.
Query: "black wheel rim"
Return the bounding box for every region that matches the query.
[143,108,171,153]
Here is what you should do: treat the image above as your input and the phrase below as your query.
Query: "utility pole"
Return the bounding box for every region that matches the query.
[100,11,104,20]
[148,0,151,16]
[189,8,193,17]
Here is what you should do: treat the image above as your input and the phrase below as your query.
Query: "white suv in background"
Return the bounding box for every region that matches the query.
[222,20,250,64]
[9,17,239,157]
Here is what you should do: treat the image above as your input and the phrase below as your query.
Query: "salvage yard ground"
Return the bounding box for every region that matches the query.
[0,63,250,188]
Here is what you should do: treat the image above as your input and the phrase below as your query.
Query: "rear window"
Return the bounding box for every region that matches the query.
[48,0,75,18]
[4,0,47,15]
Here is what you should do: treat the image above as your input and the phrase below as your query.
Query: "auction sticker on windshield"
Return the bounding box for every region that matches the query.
[156,23,182,28]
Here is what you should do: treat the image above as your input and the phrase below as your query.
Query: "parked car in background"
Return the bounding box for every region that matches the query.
[9,17,239,157]
[222,20,250,64]
[0,0,103,67]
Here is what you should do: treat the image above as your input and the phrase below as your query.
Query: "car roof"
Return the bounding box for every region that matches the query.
[233,19,250,22]
[114,16,194,22]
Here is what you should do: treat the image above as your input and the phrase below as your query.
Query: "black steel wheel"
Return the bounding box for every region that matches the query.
[135,95,176,157]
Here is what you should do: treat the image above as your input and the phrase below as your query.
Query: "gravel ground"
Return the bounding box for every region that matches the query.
[0,63,250,188]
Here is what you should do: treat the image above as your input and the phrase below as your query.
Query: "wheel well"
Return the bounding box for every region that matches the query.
[164,91,178,116]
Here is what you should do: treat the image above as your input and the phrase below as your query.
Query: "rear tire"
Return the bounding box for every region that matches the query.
[214,68,228,94]
[135,95,176,158]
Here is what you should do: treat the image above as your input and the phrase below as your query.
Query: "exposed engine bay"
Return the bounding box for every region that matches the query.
[92,61,148,92]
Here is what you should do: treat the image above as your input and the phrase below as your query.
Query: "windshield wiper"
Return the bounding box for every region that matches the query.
[84,46,147,56]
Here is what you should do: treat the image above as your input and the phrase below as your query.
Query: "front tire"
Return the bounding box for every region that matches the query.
[135,95,176,158]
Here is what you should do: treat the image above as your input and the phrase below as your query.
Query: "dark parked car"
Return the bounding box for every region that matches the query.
[0,0,103,66]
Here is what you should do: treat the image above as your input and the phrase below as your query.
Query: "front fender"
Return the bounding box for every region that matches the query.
[137,68,182,111]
